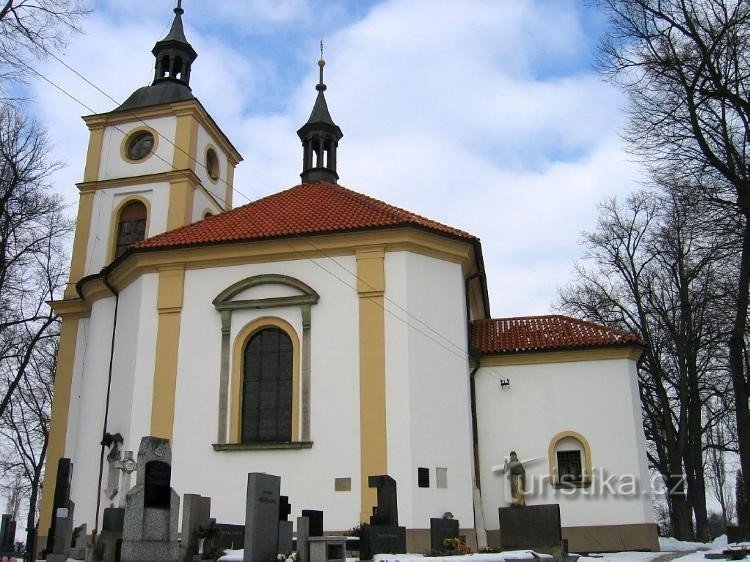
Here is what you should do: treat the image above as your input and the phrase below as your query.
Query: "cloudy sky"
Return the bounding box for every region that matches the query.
[22,0,643,318]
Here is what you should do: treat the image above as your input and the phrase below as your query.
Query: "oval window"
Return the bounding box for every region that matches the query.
[127,131,155,161]
[206,148,220,180]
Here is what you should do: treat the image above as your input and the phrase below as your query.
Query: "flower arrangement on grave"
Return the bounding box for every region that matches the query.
[274,551,296,562]
[423,537,473,557]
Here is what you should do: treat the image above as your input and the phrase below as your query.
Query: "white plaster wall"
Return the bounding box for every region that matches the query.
[233,284,305,301]
[475,357,654,530]
[385,252,475,529]
[170,257,361,529]
[85,183,170,275]
[195,124,230,206]
[66,297,117,530]
[192,188,222,222]
[98,117,177,180]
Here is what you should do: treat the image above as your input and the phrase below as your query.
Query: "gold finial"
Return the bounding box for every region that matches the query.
[317,40,326,90]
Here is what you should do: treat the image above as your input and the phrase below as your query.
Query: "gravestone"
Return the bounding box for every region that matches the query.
[181,494,211,562]
[301,510,323,537]
[308,537,346,562]
[430,518,460,551]
[47,501,76,562]
[497,504,561,550]
[70,524,87,559]
[120,437,180,562]
[0,515,14,551]
[46,458,73,555]
[99,507,125,562]
[360,475,405,560]
[277,496,293,554]
[243,473,280,562]
[204,523,244,552]
[296,517,310,562]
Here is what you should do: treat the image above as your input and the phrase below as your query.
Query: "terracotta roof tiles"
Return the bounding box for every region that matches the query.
[472,315,643,354]
[133,181,475,250]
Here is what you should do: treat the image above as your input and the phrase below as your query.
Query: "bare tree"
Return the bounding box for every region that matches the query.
[0,0,89,92]
[559,189,730,539]
[596,0,750,535]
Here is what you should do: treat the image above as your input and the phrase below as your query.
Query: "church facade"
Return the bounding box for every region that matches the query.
[39,5,658,554]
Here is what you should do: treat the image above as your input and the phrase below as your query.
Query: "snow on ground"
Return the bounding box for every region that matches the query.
[659,536,729,553]
[577,551,662,562]
[375,552,553,562]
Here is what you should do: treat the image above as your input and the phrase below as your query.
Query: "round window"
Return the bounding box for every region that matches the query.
[127,131,155,161]
[206,148,219,181]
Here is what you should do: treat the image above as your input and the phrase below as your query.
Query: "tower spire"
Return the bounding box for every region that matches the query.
[297,44,343,184]
[151,0,197,87]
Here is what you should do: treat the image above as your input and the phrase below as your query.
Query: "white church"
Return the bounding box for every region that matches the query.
[40,4,658,554]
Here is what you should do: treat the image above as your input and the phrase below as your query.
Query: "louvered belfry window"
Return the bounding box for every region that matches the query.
[241,328,293,443]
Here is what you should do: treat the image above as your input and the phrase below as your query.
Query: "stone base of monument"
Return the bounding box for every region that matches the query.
[120,540,179,562]
[308,536,346,562]
[359,525,406,561]
[497,504,562,558]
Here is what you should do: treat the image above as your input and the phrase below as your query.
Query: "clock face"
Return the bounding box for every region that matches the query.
[127,131,155,161]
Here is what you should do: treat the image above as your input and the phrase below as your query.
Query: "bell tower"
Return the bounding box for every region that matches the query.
[297,48,343,184]
[64,1,242,298]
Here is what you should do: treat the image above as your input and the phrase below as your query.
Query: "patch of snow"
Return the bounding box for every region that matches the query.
[660,537,715,552]
[374,551,553,562]
[218,549,242,562]
[578,552,662,562]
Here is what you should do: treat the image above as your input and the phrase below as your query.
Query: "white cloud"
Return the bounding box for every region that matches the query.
[28,0,645,319]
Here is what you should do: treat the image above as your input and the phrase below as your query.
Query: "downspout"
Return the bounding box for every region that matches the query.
[465,271,487,548]
[93,272,119,543]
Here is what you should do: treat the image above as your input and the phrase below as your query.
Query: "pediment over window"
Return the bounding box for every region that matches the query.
[213,274,319,311]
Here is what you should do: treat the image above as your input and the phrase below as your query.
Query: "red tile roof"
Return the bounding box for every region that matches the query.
[134,181,476,250]
[472,315,643,354]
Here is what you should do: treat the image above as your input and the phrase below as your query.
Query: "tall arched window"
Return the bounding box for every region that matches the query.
[115,201,147,258]
[242,328,293,443]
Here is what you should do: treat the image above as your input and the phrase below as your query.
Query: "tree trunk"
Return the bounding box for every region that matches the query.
[731,219,750,539]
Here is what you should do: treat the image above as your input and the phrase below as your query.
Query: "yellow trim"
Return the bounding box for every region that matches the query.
[548,430,593,486]
[83,99,243,165]
[65,191,95,298]
[172,111,199,171]
[78,169,201,192]
[225,161,235,209]
[357,247,387,523]
[106,195,152,264]
[119,125,160,164]
[62,228,481,318]
[167,176,195,230]
[477,346,643,367]
[150,266,185,439]
[229,317,301,443]
[205,143,221,183]
[38,316,80,536]
[83,126,104,182]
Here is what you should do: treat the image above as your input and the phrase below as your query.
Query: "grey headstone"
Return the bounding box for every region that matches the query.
[497,504,561,549]
[181,494,211,562]
[367,476,398,526]
[48,500,76,562]
[359,525,406,561]
[120,437,180,562]
[70,524,87,560]
[430,518,459,551]
[296,517,309,562]
[243,473,280,562]
[301,510,323,537]
[99,507,125,562]
[308,537,346,562]
[277,521,293,554]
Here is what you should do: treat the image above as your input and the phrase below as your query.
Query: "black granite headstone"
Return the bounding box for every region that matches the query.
[430,518,459,551]
[279,496,291,521]
[498,504,561,549]
[46,458,73,553]
[144,461,171,509]
[359,525,406,561]
[368,475,398,526]
[103,508,125,532]
[301,510,323,537]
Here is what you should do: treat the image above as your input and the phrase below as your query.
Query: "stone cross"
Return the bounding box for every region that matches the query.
[115,451,137,508]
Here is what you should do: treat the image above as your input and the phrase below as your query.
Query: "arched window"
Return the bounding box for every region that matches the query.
[241,327,293,443]
[548,431,592,487]
[115,201,147,258]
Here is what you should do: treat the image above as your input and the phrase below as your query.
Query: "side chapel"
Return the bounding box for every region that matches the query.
[40,4,659,553]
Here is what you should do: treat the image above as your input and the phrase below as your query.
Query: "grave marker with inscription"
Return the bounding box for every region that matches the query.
[243,473,280,562]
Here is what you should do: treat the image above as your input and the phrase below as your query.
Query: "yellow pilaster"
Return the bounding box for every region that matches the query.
[150,265,185,439]
[356,246,387,523]
[65,190,95,298]
[172,111,198,172]
[167,177,195,230]
[38,315,81,538]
